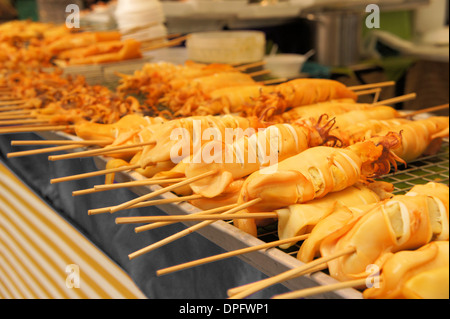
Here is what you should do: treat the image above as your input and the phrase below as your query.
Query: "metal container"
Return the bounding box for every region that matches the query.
[304,10,363,67]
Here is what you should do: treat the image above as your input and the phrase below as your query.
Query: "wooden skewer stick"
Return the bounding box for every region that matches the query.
[234,61,267,71]
[354,87,381,96]
[247,69,271,78]
[372,93,416,106]
[227,264,328,297]
[48,141,156,161]
[128,198,262,260]
[271,276,379,299]
[399,103,449,118]
[348,81,395,91]
[93,177,186,191]
[0,124,75,134]
[109,170,219,214]
[0,95,16,101]
[50,164,141,184]
[7,144,84,158]
[0,119,48,126]
[0,109,32,116]
[88,194,204,214]
[0,104,35,112]
[156,234,310,277]
[355,87,382,102]
[11,139,112,146]
[116,212,278,224]
[141,35,190,52]
[0,113,34,120]
[0,99,27,106]
[139,33,182,46]
[259,78,288,85]
[228,246,356,299]
[134,204,238,233]
[73,177,187,197]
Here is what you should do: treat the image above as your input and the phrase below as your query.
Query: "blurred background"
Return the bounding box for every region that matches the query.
[1,0,448,113]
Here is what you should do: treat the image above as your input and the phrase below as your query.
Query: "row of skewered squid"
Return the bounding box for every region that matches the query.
[0,69,148,125]
[114,58,359,118]
[73,103,448,209]
[0,20,143,67]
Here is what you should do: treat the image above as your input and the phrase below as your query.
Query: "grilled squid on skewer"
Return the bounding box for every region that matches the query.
[233,133,404,236]
[330,106,400,131]
[184,115,337,199]
[194,84,274,115]
[137,114,262,168]
[372,116,449,162]
[276,181,394,249]
[47,30,122,55]
[159,72,257,116]
[332,116,449,161]
[299,182,449,263]
[101,115,260,182]
[363,241,449,299]
[319,182,449,282]
[116,60,238,106]
[74,114,165,142]
[245,78,358,121]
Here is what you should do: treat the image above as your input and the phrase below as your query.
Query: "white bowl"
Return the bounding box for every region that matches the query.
[264,54,307,78]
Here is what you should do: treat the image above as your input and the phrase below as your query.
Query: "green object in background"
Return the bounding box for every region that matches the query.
[372,56,416,82]
[15,0,38,21]
[362,10,414,41]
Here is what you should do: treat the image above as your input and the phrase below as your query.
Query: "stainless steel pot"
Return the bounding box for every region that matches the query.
[304,10,364,67]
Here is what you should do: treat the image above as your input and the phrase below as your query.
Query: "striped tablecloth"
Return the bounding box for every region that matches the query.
[0,160,146,299]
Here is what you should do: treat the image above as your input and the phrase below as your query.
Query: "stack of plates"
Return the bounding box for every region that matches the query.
[114,0,167,42]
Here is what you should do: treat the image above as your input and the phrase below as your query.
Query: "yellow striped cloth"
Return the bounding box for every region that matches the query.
[0,160,146,299]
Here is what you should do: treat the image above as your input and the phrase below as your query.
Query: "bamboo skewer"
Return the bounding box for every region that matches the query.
[354,87,382,96]
[11,139,112,146]
[93,177,186,191]
[234,61,267,71]
[73,177,188,197]
[0,112,34,120]
[399,103,449,118]
[134,203,238,233]
[141,35,190,52]
[0,118,49,126]
[50,164,141,184]
[271,276,378,299]
[156,234,310,276]
[87,194,204,214]
[259,78,288,85]
[48,141,156,161]
[109,170,219,214]
[372,93,416,106]
[116,212,278,224]
[128,198,262,260]
[0,104,36,112]
[355,87,382,103]
[348,81,395,91]
[0,109,33,116]
[7,144,84,158]
[227,264,328,297]
[228,246,356,299]
[0,99,27,106]
[0,124,75,134]
[247,69,271,78]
